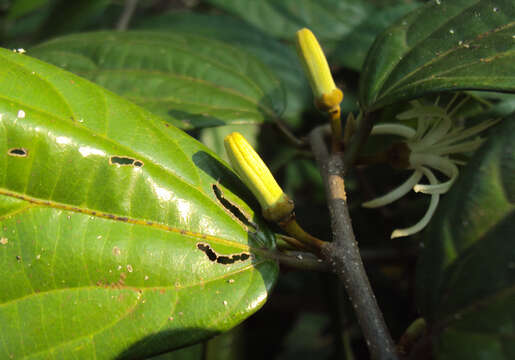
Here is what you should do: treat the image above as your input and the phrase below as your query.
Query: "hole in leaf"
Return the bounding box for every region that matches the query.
[197,242,251,265]
[197,243,217,261]
[8,148,28,157]
[109,156,144,168]
[212,184,257,231]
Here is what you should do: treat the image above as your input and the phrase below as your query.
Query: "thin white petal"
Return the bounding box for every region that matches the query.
[397,104,447,121]
[371,124,416,138]
[362,171,423,208]
[422,117,452,147]
[410,154,459,194]
[391,167,440,239]
[431,137,484,156]
[414,118,431,141]
[433,118,500,149]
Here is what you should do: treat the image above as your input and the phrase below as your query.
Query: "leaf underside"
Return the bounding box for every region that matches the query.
[0,48,278,359]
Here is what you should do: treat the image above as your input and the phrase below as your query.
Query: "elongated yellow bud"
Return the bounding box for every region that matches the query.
[295,28,343,111]
[224,132,294,222]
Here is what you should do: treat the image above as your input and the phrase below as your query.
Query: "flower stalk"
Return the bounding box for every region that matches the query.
[224,132,324,251]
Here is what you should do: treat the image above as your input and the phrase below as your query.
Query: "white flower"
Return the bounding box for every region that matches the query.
[363,97,499,239]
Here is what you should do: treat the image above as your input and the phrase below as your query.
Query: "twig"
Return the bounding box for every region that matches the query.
[309,126,398,360]
[274,118,307,148]
[337,282,356,360]
[255,248,329,272]
[116,0,139,31]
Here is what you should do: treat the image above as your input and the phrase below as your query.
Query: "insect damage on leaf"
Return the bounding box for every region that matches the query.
[109,155,144,167]
[197,242,251,265]
[7,148,28,157]
[212,184,258,232]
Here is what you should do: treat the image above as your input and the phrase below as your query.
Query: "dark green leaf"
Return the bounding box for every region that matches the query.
[6,0,49,20]
[0,48,278,359]
[29,31,285,130]
[205,0,372,41]
[146,344,202,360]
[328,3,419,71]
[416,115,515,359]
[36,0,112,39]
[1,1,51,46]
[134,12,310,126]
[200,124,261,163]
[205,0,374,70]
[203,325,244,360]
[360,0,515,111]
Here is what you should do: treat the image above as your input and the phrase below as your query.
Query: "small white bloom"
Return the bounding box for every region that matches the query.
[363,97,499,238]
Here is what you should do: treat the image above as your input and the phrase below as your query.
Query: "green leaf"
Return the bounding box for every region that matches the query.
[328,3,419,71]
[146,344,202,360]
[6,0,49,20]
[206,0,372,42]
[36,0,112,40]
[28,31,285,130]
[200,124,261,163]
[134,12,310,126]
[416,115,515,359]
[205,0,375,70]
[360,0,515,111]
[0,48,278,359]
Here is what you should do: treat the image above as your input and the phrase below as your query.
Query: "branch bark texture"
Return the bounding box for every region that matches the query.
[309,126,398,360]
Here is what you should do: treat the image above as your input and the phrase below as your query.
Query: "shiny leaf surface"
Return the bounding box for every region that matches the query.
[328,3,418,71]
[134,12,310,125]
[0,48,278,359]
[360,0,515,111]
[206,0,372,42]
[28,31,285,130]
[416,115,515,359]
[205,0,379,71]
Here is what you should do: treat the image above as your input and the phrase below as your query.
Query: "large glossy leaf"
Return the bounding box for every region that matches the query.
[134,12,310,126]
[329,3,419,71]
[416,115,515,359]
[206,0,372,41]
[205,0,374,70]
[28,31,285,130]
[0,48,278,359]
[200,124,261,163]
[360,0,515,111]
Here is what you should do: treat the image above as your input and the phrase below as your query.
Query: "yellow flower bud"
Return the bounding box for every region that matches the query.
[295,28,343,111]
[224,132,294,222]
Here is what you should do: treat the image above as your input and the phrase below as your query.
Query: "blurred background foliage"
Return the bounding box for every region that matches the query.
[1,0,513,359]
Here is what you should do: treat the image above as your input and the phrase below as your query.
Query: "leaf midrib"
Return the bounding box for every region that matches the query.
[372,0,481,102]
[2,53,259,251]
[86,68,268,111]
[380,20,515,98]
[33,33,273,105]
[0,260,264,308]
[0,188,253,251]
[0,94,214,217]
